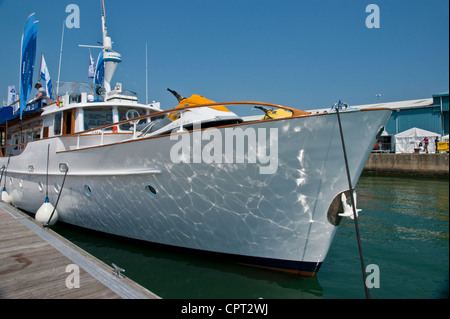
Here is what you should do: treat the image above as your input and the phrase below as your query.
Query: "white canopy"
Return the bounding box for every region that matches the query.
[395,127,441,153]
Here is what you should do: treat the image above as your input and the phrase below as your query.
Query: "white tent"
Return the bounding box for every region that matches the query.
[442,134,449,142]
[395,127,441,153]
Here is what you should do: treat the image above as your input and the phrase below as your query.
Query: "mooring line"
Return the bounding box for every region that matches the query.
[1,155,11,190]
[335,104,370,299]
[45,166,69,227]
[45,144,50,201]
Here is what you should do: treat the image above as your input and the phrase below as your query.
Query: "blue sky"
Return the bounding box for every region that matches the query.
[0,0,448,112]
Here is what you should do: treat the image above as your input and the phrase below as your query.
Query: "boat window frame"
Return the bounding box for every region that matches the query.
[83,107,114,131]
[54,112,62,136]
[117,106,148,131]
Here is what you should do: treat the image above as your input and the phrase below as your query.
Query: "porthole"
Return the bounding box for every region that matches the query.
[84,185,92,197]
[145,184,158,198]
[59,163,69,172]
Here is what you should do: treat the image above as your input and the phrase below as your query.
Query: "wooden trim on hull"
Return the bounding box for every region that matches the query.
[54,105,392,155]
[68,100,391,138]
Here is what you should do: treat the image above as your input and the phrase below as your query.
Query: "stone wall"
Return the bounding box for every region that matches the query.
[363,153,449,178]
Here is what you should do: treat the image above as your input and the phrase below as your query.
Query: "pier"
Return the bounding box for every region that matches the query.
[0,202,160,299]
[364,153,449,178]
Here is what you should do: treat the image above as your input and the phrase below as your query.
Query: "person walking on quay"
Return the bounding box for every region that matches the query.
[420,137,429,153]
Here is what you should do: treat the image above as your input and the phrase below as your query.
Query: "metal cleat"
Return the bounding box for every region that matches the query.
[112,263,125,278]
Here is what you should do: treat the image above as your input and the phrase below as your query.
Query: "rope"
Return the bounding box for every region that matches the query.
[335,105,371,299]
[45,144,50,200]
[1,155,11,191]
[45,166,69,227]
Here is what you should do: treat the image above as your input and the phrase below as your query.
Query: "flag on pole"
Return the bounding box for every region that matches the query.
[88,49,95,79]
[7,85,17,107]
[40,54,53,99]
[19,13,38,119]
[94,51,104,86]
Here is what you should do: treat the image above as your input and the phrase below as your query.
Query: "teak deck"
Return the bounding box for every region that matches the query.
[0,201,160,299]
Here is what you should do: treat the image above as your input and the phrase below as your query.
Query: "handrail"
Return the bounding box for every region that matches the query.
[51,81,137,100]
[4,97,54,108]
[1,101,312,155]
[74,101,311,137]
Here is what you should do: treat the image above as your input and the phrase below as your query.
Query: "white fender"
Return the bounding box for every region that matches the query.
[35,199,58,226]
[1,188,11,204]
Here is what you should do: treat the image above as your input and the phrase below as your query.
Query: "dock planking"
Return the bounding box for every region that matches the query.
[0,202,160,299]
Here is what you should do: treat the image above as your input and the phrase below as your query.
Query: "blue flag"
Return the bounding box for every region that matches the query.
[19,13,38,119]
[88,49,95,79]
[94,51,104,86]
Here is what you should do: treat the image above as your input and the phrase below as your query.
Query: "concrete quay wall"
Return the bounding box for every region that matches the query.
[363,153,449,178]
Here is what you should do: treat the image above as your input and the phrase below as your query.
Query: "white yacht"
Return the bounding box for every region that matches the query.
[0,3,391,276]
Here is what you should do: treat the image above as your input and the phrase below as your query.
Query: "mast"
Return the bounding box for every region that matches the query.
[38,53,43,84]
[56,20,64,97]
[78,0,121,98]
[101,9,121,93]
[146,43,148,104]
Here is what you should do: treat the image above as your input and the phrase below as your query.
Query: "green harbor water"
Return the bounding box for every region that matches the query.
[53,175,449,299]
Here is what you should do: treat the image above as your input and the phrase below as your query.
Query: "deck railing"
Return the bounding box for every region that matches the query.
[67,101,310,150]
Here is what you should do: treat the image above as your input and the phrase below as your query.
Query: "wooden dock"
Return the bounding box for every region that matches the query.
[0,201,160,299]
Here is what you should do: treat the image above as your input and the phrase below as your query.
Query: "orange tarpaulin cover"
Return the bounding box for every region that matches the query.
[174,94,230,113]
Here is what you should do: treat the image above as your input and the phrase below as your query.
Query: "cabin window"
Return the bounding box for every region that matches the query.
[84,108,113,131]
[13,134,19,150]
[69,94,81,104]
[118,107,146,131]
[54,113,62,135]
[24,130,33,143]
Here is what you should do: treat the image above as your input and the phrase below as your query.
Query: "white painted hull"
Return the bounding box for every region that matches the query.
[2,109,391,275]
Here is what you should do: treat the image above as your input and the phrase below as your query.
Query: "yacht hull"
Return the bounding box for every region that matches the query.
[2,109,391,275]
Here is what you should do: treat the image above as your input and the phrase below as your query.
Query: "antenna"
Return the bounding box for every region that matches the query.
[78,44,103,49]
[102,0,106,20]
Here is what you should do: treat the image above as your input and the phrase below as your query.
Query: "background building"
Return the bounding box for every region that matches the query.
[433,92,449,136]
[308,92,449,153]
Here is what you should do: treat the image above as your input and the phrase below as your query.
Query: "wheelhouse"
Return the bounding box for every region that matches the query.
[0,82,162,156]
